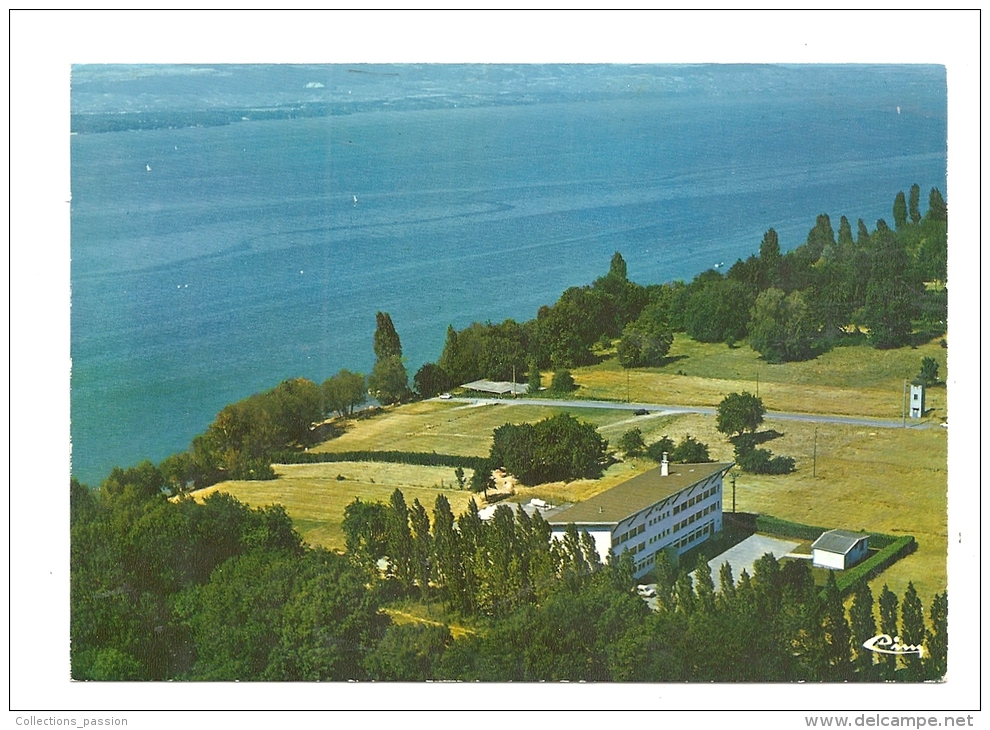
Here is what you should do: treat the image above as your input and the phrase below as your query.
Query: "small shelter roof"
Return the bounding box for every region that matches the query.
[811,529,869,555]
[462,379,528,395]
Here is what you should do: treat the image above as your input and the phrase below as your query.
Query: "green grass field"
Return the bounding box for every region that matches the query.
[565,334,947,421]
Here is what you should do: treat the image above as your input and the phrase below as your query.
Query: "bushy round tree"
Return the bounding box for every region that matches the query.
[716,392,765,438]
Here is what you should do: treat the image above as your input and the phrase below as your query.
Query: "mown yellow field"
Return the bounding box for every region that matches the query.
[730,420,947,608]
[612,410,948,606]
[190,461,480,550]
[567,334,947,420]
[310,400,632,457]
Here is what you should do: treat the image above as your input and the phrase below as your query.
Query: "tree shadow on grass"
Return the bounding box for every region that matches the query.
[730,429,784,450]
[658,354,689,368]
[909,329,947,348]
[832,330,869,348]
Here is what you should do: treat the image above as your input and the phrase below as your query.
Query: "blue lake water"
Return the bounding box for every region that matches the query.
[70,65,946,485]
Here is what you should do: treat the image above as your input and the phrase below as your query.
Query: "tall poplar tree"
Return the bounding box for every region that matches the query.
[924,591,948,680]
[837,215,854,249]
[653,551,675,612]
[693,553,716,615]
[409,498,432,600]
[805,214,836,262]
[431,495,463,612]
[909,183,922,224]
[609,251,628,280]
[926,188,947,222]
[821,572,853,681]
[717,562,736,611]
[849,580,877,680]
[373,311,403,360]
[799,591,829,681]
[759,228,782,289]
[386,489,414,589]
[900,582,925,681]
[893,190,908,230]
[674,571,696,615]
[878,584,900,679]
[370,312,408,404]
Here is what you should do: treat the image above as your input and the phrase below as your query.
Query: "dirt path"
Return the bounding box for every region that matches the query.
[383,608,477,639]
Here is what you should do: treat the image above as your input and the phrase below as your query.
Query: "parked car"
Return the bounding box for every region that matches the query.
[636,584,656,598]
[439,393,452,400]
[633,408,649,416]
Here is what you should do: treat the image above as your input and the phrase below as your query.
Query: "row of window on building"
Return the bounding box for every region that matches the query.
[672,483,721,516]
[674,519,714,551]
[673,501,720,533]
[614,522,646,547]
[633,518,717,573]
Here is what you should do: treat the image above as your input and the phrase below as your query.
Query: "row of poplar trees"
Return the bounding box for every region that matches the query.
[343,489,603,618]
[342,488,948,681]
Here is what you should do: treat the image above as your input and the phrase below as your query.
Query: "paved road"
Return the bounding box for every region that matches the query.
[437,396,936,430]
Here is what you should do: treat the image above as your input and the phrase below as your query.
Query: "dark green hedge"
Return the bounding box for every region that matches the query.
[275,450,487,471]
[755,515,830,542]
[834,535,917,596]
[736,446,796,474]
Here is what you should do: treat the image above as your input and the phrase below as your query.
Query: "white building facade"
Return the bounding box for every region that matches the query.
[546,459,733,579]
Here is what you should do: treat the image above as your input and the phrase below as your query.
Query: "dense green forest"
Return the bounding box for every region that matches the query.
[434,185,946,380]
[71,471,947,681]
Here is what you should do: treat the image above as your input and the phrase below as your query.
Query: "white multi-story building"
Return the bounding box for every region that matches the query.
[546,457,733,579]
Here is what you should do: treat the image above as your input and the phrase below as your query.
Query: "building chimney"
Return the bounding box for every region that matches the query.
[661,452,669,477]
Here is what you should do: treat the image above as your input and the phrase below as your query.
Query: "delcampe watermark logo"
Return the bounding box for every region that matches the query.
[862,634,925,658]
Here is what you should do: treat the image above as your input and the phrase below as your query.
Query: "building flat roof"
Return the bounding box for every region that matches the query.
[461,379,529,395]
[546,462,733,527]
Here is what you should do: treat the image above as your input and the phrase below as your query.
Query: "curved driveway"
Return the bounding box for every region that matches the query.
[437,396,935,430]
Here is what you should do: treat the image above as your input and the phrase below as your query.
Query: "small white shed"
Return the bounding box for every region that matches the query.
[811,529,869,570]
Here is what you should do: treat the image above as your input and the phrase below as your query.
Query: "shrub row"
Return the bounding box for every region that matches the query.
[736,447,795,474]
[275,450,487,471]
[755,514,830,542]
[834,535,917,596]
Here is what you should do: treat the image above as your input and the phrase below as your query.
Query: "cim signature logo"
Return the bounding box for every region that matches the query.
[863,634,924,658]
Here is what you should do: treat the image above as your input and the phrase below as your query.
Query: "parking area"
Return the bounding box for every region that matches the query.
[701,534,800,587]
[639,534,803,609]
